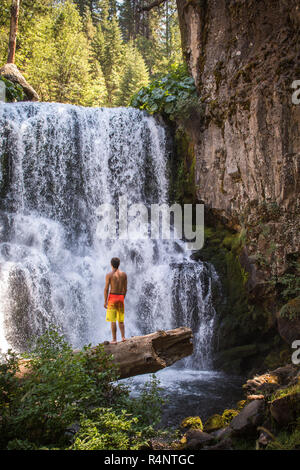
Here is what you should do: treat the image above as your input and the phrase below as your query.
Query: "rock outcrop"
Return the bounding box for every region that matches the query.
[178,364,300,450]
[0,63,39,101]
[176,0,300,287]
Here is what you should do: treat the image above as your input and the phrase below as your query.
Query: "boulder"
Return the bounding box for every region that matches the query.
[211,426,233,441]
[244,365,298,396]
[180,416,203,431]
[277,298,300,344]
[0,63,39,101]
[203,414,224,433]
[270,392,300,427]
[203,437,234,450]
[183,430,215,450]
[229,400,265,436]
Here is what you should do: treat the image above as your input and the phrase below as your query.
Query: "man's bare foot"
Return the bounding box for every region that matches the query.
[122,338,126,342]
[110,340,117,344]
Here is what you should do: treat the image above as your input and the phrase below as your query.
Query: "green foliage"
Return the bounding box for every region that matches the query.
[0,327,121,448]
[120,374,165,430]
[117,42,149,106]
[266,418,300,450]
[130,64,199,120]
[268,259,300,303]
[0,77,24,102]
[71,375,166,450]
[0,0,182,107]
[71,408,140,450]
[0,328,164,450]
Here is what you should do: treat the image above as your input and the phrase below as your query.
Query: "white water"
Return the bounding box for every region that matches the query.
[0,102,220,369]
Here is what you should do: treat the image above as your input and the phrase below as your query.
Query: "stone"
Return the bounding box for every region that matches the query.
[181,416,203,431]
[229,400,265,436]
[176,0,300,289]
[184,430,215,450]
[270,393,300,427]
[0,63,39,101]
[203,414,224,432]
[203,438,233,450]
[277,298,300,344]
[211,426,233,441]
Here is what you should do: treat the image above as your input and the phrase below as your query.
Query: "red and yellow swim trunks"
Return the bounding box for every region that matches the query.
[106,293,125,322]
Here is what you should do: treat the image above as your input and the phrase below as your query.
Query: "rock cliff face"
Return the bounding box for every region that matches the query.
[176,0,300,289]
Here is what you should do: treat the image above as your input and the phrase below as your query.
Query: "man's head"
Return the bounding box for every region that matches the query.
[111,257,120,269]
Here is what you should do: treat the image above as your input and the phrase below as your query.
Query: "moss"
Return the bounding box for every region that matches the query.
[279,297,300,320]
[222,409,239,425]
[181,416,203,431]
[171,128,196,204]
[203,414,224,432]
[192,222,276,373]
[263,346,291,371]
[232,62,258,85]
[271,382,300,403]
[237,400,247,411]
[213,61,225,91]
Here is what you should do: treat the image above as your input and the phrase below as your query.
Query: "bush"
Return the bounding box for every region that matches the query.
[0,328,165,450]
[130,64,200,121]
[0,76,24,102]
[71,408,141,450]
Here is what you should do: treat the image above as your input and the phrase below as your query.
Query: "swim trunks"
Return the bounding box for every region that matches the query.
[106,293,125,322]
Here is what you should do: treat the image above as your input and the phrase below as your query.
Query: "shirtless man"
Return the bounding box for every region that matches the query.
[104,257,127,344]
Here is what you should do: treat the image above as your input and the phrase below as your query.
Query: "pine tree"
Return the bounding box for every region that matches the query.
[117,42,149,106]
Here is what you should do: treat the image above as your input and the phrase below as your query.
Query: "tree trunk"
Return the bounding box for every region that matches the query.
[17,327,193,380]
[7,0,20,64]
[100,327,193,379]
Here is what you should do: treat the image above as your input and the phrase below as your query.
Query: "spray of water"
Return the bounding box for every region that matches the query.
[0,103,220,369]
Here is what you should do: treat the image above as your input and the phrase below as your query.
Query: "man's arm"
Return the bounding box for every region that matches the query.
[104,273,110,308]
[123,273,127,299]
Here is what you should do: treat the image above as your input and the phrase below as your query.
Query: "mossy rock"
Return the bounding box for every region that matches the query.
[277,298,300,344]
[270,388,300,427]
[279,297,300,320]
[203,414,224,432]
[222,409,239,425]
[180,416,203,431]
[236,400,247,411]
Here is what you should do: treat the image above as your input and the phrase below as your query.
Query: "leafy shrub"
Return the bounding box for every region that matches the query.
[71,408,140,450]
[0,328,164,450]
[130,64,200,120]
[0,76,24,102]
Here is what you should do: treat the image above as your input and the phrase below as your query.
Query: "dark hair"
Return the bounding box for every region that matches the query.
[111,257,120,269]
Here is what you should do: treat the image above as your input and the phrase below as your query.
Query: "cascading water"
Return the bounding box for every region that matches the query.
[0,102,221,371]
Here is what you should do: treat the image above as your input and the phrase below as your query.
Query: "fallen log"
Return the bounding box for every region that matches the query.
[17,327,193,380]
[100,327,193,379]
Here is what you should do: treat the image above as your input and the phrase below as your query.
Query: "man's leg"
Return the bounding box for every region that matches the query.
[110,322,117,344]
[118,322,125,341]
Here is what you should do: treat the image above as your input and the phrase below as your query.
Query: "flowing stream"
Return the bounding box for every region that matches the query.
[0,102,243,423]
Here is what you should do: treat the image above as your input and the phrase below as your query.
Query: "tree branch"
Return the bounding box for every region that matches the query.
[138,0,167,12]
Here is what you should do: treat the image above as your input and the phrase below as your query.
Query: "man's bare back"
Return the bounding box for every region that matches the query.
[104,257,127,343]
[108,269,127,295]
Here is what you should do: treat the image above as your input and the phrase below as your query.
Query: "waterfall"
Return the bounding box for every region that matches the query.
[0,102,220,369]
